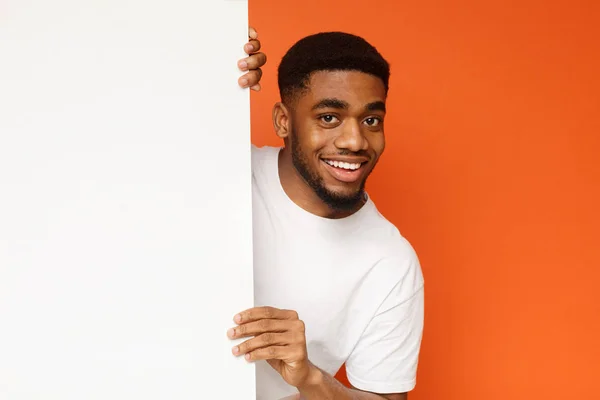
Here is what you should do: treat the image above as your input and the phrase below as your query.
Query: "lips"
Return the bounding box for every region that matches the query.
[320,159,366,183]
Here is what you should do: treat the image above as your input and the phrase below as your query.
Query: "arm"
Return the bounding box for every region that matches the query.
[229,251,424,399]
[227,307,410,400]
[299,253,424,400]
[298,365,407,400]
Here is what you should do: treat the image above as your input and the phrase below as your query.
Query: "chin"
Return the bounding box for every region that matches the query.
[323,176,364,192]
[324,183,365,201]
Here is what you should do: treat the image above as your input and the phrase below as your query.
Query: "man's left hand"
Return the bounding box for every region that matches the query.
[228,306,313,388]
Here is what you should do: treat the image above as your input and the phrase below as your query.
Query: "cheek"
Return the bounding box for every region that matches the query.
[368,133,385,155]
[301,126,330,152]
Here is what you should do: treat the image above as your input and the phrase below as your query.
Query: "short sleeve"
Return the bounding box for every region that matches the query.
[345,253,425,394]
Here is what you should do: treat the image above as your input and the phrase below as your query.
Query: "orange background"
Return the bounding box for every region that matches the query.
[248,1,600,399]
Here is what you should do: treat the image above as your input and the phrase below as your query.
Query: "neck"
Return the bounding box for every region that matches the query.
[277,148,364,219]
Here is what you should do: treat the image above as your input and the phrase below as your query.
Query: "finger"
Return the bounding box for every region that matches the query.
[250,83,261,92]
[234,306,298,324]
[228,318,290,339]
[240,68,262,87]
[238,52,267,71]
[246,345,303,362]
[237,69,262,89]
[244,39,261,54]
[248,26,258,40]
[233,332,293,356]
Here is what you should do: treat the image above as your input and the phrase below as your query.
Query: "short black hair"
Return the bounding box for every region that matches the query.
[277,31,390,104]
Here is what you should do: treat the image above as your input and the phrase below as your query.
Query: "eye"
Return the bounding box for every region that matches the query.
[319,114,339,124]
[364,117,382,127]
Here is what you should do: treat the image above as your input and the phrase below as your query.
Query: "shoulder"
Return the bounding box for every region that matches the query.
[250,144,285,208]
[379,236,424,302]
[361,200,420,262]
[361,204,424,295]
[250,144,281,189]
[344,212,424,393]
[251,144,279,168]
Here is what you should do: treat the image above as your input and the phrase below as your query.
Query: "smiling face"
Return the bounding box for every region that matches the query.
[275,70,387,215]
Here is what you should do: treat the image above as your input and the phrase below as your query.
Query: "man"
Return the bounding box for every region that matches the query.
[236,29,424,400]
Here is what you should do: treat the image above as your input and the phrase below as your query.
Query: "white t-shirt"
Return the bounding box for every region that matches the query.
[251,145,425,400]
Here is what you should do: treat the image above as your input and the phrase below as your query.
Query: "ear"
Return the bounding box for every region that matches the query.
[272,102,291,140]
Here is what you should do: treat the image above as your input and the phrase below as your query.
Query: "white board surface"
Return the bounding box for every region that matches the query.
[0,1,255,399]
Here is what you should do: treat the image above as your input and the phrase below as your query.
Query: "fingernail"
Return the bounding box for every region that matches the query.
[239,78,248,87]
[245,354,251,360]
[227,328,235,338]
[234,314,242,323]
[238,60,248,70]
[232,346,240,355]
[246,44,254,52]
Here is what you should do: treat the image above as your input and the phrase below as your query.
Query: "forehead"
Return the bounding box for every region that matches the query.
[301,70,387,107]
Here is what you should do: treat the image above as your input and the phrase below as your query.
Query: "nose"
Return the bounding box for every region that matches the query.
[334,119,369,152]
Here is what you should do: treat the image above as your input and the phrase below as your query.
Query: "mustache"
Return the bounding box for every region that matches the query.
[323,150,371,158]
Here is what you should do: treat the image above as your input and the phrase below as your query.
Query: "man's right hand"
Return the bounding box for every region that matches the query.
[238,26,267,91]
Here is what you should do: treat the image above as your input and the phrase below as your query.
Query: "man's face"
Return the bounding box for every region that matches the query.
[288,70,387,212]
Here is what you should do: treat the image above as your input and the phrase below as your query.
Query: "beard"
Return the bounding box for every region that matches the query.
[289,128,367,213]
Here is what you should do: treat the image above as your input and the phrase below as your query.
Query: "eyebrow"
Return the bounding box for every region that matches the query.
[311,98,386,113]
[311,98,349,111]
[366,101,386,112]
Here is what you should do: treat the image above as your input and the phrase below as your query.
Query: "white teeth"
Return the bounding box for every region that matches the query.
[325,160,362,170]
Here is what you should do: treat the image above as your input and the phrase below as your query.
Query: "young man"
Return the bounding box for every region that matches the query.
[236,30,424,400]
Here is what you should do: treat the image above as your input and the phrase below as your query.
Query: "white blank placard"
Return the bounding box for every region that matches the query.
[0,1,255,399]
